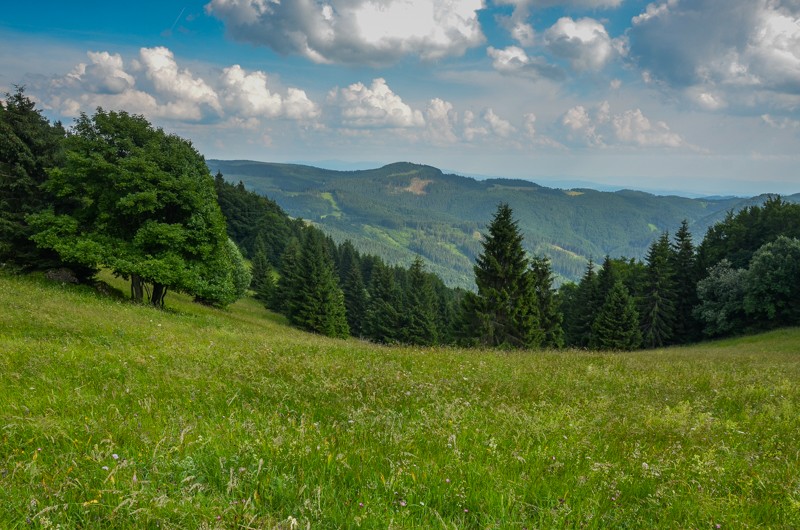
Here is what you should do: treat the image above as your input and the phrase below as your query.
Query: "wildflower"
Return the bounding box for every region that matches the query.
[359,502,364,508]
[102,466,109,471]
[112,454,119,460]
[445,478,450,483]
[464,508,469,513]
[399,500,407,507]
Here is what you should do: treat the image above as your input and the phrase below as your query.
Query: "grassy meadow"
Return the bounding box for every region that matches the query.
[1,272,799,529]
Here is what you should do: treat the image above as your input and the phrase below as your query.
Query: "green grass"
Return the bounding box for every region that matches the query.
[2,273,800,529]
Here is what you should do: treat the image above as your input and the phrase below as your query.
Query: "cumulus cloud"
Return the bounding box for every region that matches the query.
[205,0,484,65]
[544,17,623,72]
[424,98,459,143]
[329,78,425,128]
[57,51,135,95]
[48,46,320,123]
[629,0,800,109]
[484,108,516,138]
[560,101,687,148]
[463,110,489,141]
[487,46,565,80]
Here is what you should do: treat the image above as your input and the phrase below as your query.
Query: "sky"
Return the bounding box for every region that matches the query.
[2,0,800,196]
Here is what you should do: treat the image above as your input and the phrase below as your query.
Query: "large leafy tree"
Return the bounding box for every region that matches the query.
[28,109,238,306]
[461,203,541,349]
[694,259,749,338]
[0,87,68,271]
[744,236,800,328]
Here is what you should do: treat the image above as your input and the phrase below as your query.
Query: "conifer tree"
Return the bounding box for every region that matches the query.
[530,256,564,349]
[402,256,438,346]
[460,203,540,349]
[670,220,700,343]
[567,260,599,348]
[292,230,349,338]
[640,232,676,348]
[341,256,368,337]
[591,280,642,351]
[250,235,271,299]
[596,255,618,303]
[272,237,303,314]
[365,262,403,343]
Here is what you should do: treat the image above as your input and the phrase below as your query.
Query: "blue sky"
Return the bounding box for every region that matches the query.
[2,0,800,195]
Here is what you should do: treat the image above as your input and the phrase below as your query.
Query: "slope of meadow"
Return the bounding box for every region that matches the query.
[1,273,799,528]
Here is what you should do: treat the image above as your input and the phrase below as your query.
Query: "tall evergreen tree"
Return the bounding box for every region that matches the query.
[365,262,403,344]
[0,87,67,271]
[460,204,540,349]
[292,230,349,338]
[596,255,618,303]
[591,280,642,351]
[567,260,599,348]
[530,256,564,349]
[402,256,439,346]
[272,237,303,314]
[639,232,676,348]
[249,235,272,300]
[340,246,369,337]
[670,220,700,343]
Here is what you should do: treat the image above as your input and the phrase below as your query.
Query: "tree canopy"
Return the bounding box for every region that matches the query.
[28,109,241,306]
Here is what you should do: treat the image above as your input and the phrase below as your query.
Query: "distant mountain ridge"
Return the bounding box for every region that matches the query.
[207,159,799,288]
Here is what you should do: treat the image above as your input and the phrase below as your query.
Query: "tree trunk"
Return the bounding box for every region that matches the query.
[151,282,167,308]
[130,274,143,303]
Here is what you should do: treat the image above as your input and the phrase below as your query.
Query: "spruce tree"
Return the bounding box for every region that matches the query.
[670,220,700,343]
[292,230,349,338]
[402,256,439,346]
[530,256,564,349]
[461,203,540,349]
[640,232,676,348]
[365,262,403,344]
[272,237,303,314]
[341,256,368,337]
[250,235,271,300]
[591,280,642,351]
[568,260,599,348]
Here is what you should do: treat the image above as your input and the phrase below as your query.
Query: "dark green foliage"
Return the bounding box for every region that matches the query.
[596,255,618,304]
[365,262,403,344]
[272,237,303,314]
[0,87,67,271]
[214,172,299,266]
[208,159,767,288]
[698,196,800,272]
[249,235,272,300]
[28,109,237,306]
[591,281,642,351]
[461,204,541,349]
[743,236,800,328]
[670,220,701,343]
[562,260,599,348]
[401,257,439,346]
[530,256,564,349]
[290,230,349,338]
[639,232,676,349]
[694,259,749,338]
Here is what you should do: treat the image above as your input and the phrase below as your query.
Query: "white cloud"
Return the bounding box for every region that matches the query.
[612,108,684,147]
[484,108,516,138]
[544,17,621,72]
[329,78,425,128]
[463,110,488,141]
[218,65,320,120]
[487,46,564,80]
[761,114,800,129]
[138,47,221,114]
[219,65,282,116]
[58,51,135,95]
[560,101,688,148]
[424,98,458,143]
[523,112,537,139]
[205,0,484,65]
[629,0,800,110]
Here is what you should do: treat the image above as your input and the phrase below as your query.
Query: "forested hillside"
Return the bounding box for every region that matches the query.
[208,159,799,288]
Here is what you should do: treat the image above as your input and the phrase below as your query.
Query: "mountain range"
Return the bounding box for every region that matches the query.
[207,159,799,289]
